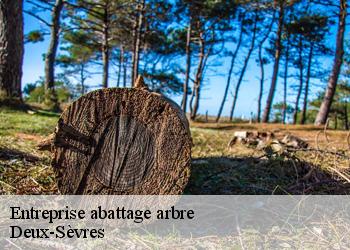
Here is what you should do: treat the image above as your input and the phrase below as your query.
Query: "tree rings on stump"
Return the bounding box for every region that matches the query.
[52,87,192,194]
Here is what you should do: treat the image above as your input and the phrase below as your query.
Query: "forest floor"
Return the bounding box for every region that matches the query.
[0,106,350,195]
[1,106,350,248]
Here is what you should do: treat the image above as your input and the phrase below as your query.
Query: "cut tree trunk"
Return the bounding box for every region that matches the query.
[48,76,192,195]
[0,0,23,102]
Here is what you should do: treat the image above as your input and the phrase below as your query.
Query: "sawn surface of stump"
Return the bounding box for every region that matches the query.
[52,88,191,194]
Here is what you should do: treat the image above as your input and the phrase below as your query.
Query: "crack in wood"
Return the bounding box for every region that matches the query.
[92,115,155,191]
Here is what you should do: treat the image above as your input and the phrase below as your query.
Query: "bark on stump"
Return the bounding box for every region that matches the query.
[52,77,191,194]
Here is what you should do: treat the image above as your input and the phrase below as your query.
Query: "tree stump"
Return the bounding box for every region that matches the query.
[52,77,191,194]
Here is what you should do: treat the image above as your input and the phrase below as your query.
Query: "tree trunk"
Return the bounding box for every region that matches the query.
[344,102,349,130]
[123,53,127,87]
[190,33,205,121]
[301,43,314,124]
[101,39,109,88]
[80,64,85,96]
[0,0,23,102]
[101,4,110,88]
[50,80,192,195]
[181,22,192,113]
[230,13,258,121]
[189,86,195,118]
[293,37,304,125]
[44,0,64,109]
[216,18,243,122]
[257,11,275,123]
[190,85,200,121]
[131,0,145,86]
[282,36,290,124]
[261,3,284,123]
[131,18,137,85]
[117,46,124,88]
[315,0,347,125]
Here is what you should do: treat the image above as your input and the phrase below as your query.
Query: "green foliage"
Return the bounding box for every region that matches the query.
[286,14,329,42]
[284,9,331,66]
[65,0,130,52]
[26,84,44,103]
[23,83,37,97]
[61,30,99,53]
[25,79,73,104]
[59,32,96,65]
[21,0,344,123]
[56,31,96,95]
[272,102,294,123]
[310,81,350,129]
[25,30,45,43]
[144,71,183,95]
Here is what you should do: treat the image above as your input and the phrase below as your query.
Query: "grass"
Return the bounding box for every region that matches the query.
[0,107,59,136]
[0,106,350,195]
[0,107,58,194]
[1,106,350,248]
[188,122,350,195]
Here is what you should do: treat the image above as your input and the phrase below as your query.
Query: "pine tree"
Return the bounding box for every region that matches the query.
[315,0,347,125]
[0,0,23,103]
[25,0,65,110]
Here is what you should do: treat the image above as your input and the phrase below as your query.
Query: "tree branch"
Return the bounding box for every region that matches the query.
[26,0,53,11]
[23,10,51,27]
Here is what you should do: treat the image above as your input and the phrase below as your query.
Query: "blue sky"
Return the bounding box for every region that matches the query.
[22,5,344,119]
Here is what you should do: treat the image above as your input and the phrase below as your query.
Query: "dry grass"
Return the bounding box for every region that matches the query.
[0,106,350,195]
[1,107,350,248]
[0,107,58,194]
[191,121,350,149]
[187,121,350,195]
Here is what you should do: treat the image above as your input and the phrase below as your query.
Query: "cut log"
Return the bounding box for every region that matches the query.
[51,76,192,194]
